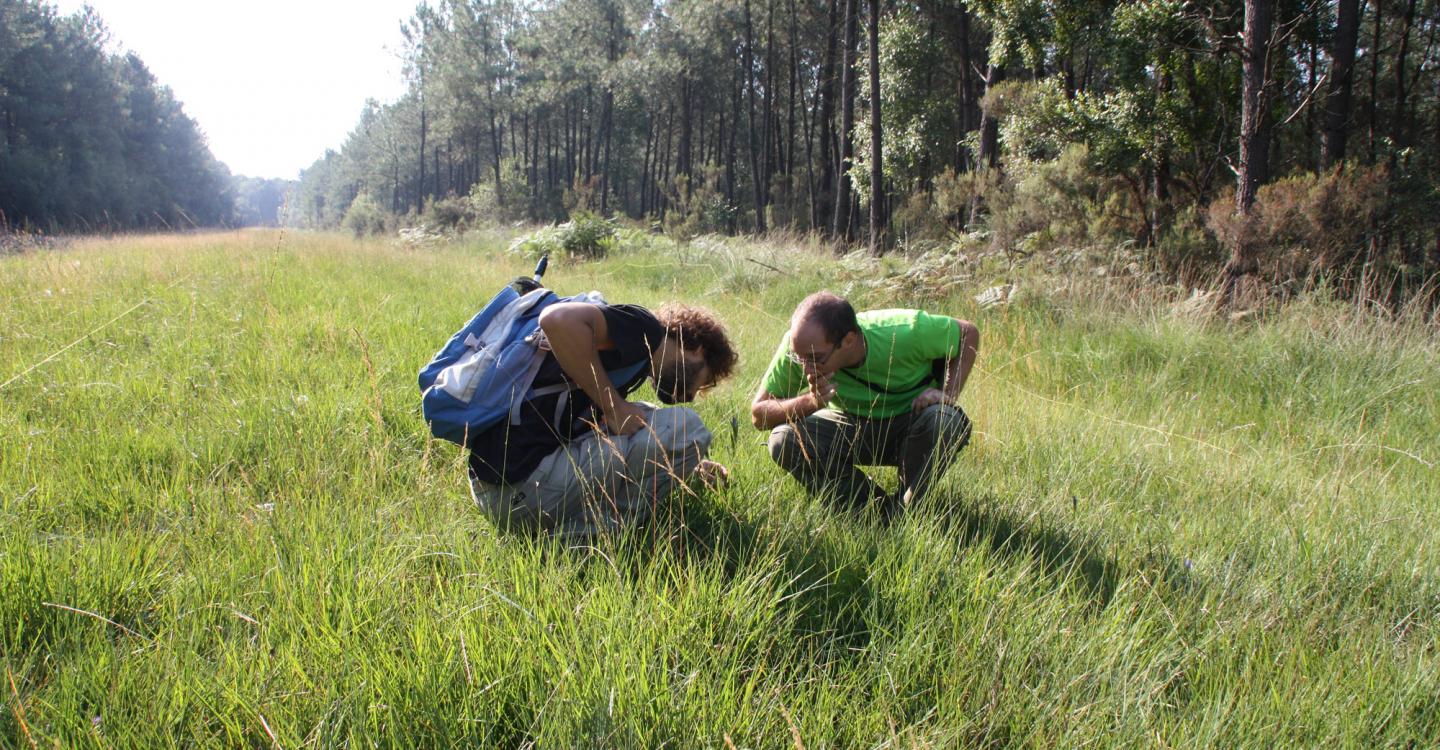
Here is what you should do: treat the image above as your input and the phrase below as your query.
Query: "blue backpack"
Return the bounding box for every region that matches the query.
[418,286,646,446]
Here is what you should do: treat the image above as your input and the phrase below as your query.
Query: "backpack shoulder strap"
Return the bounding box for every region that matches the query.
[523,359,649,431]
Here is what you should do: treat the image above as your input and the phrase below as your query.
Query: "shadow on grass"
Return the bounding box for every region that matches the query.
[530,480,1178,663]
[928,490,1123,610]
[647,490,879,653]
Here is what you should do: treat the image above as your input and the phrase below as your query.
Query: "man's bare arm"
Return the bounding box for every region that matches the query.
[913,319,980,412]
[538,302,646,435]
[945,318,980,401]
[750,379,832,431]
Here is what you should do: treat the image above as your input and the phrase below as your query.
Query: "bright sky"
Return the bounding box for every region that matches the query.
[52,0,419,180]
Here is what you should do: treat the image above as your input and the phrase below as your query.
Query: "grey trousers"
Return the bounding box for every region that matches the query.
[768,404,971,511]
[470,405,711,539]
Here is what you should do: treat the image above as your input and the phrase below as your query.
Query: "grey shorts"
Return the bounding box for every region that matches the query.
[470,405,711,539]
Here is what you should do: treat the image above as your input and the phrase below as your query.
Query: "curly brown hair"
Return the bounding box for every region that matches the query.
[655,303,738,382]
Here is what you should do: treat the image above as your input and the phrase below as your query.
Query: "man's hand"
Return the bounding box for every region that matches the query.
[750,376,833,431]
[807,372,836,410]
[912,387,948,413]
[602,400,648,436]
[694,459,730,489]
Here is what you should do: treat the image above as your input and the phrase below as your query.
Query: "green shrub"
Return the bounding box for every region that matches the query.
[561,211,618,258]
[507,224,565,259]
[421,195,475,233]
[613,224,677,254]
[563,176,602,215]
[887,167,1008,245]
[466,160,535,225]
[508,212,619,261]
[664,166,739,241]
[765,172,806,232]
[983,144,1134,256]
[1205,164,1390,280]
[890,190,944,244]
[1153,206,1224,280]
[341,194,389,238]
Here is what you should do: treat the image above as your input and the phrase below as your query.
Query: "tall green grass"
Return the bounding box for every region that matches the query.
[1,230,1436,746]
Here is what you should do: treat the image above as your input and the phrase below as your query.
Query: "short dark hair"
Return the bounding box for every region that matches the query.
[655,303,739,381]
[794,291,860,345]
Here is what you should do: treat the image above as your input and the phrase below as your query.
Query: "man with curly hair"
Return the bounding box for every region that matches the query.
[467,299,738,539]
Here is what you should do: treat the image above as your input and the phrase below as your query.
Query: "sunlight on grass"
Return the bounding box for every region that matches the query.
[1,230,1436,746]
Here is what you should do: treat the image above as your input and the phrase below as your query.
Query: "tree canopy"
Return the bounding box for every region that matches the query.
[1,0,234,232]
[293,0,1438,290]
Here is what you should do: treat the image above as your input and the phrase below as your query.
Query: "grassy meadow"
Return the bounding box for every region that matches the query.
[1,230,1437,747]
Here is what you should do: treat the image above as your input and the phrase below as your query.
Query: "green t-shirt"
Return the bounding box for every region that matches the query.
[761,309,962,418]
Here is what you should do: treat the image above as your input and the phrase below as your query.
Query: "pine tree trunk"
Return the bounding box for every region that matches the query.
[968,63,1002,226]
[787,0,799,180]
[526,114,538,213]
[939,2,975,172]
[1392,0,1419,155]
[1226,0,1276,293]
[815,0,839,233]
[489,111,503,206]
[976,64,1001,170]
[764,0,777,206]
[661,105,675,217]
[641,117,655,217]
[697,93,707,174]
[545,115,554,199]
[867,0,885,254]
[680,79,694,202]
[1367,0,1382,163]
[480,125,487,194]
[832,0,858,241]
[1320,0,1360,170]
[601,91,614,215]
[727,64,741,216]
[745,0,768,233]
[802,71,817,230]
[1148,66,1173,245]
[418,103,428,212]
[565,99,575,188]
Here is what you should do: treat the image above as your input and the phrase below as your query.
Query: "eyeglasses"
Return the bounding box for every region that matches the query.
[785,342,838,368]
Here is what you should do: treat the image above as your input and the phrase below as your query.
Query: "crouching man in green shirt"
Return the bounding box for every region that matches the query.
[750,291,979,516]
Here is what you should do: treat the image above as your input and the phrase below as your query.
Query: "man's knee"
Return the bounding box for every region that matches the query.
[768,423,821,472]
[913,404,972,448]
[470,473,543,535]
[644,406,712,456]
[767,424,796,466]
